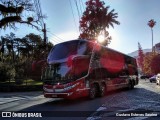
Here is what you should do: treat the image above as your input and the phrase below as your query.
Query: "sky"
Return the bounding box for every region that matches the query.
[1,0,160,54]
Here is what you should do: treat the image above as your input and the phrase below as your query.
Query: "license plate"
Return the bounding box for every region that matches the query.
[52,95,57,97]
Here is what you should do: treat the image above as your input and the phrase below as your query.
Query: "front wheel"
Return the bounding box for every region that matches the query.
[128,80,134,90]
[89,84,97,99]
[99,84,106,97]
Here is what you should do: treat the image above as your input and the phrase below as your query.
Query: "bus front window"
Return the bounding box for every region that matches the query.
[43,63,74,84]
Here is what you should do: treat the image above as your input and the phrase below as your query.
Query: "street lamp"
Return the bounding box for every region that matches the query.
[148,19,156,53]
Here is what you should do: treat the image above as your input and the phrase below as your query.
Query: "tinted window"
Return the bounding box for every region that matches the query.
[77,41,88,55]
[48,41,79,60]
[43,63,74,84]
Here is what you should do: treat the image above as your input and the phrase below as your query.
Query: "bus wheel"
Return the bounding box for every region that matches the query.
[89,84,97,99]
[128,81,134,90]
[99,84,106,97]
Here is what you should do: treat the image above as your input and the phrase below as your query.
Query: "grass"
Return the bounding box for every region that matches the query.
[0,79,43,92]
[0,79,43,86]
[22,79,43,85]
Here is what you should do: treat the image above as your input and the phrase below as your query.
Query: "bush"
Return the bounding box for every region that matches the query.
[15,68,24,79]
[0,62,16,82]
[15,79,24,85]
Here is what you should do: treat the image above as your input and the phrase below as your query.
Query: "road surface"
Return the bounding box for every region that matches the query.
[0,79,160,120]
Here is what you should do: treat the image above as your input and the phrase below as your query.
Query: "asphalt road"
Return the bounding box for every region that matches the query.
[0,79,160,120]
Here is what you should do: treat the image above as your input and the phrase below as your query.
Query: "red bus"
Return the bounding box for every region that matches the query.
[42,39,138,99]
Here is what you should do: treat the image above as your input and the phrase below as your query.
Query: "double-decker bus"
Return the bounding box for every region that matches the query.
[42,39,138,99]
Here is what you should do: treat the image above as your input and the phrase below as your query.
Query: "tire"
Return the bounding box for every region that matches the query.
[89,84,97,99]
[128,80,134,90]
[99,84,106,97]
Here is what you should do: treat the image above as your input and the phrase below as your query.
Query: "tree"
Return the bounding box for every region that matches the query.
[143,53,153,75]
[1,32,16,63]
[0,32,53,80]
[142,52,158,75]
[151,54,160,74]
[137,42,144,72]
[1,33,53,61]
[0,62,15,82]
[148,19,156,53]
[79,0,120,46]
[0,0,44,30]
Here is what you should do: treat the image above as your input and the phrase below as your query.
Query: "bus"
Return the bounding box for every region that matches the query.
[42,39,138,99]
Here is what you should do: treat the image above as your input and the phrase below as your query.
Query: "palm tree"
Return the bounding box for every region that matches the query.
[105,9,120,29]
[148,19,156,53]
[79,0,120,46]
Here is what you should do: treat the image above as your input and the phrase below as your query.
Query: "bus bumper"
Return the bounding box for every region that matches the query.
[44,92,73,98]
[44,88,89,99]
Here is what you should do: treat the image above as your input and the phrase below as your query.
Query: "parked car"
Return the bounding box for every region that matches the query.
[140,74,152,79]
[140,75,147,79]
[149,75,157,83]
[156,73,160,85]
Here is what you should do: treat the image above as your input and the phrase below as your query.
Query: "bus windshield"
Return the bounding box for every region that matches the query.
[47,40,89,63]
[43,63,74,84]
[48,41,79,60]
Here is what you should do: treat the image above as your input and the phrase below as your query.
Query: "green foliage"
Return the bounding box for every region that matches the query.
[0,62,15,82]
[15,66,24,78]
[0,32,53,81]
[79,0,120,46]
[15,79,24,85]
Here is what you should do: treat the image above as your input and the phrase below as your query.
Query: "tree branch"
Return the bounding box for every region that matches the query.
[18,20,41,31]
[0,16,21,28]
[0,16,41,31]
[0,4,24,14]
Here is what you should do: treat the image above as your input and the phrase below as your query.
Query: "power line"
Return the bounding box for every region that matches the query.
[78,0,83,16]
[49,38,65,45]
[69,0,78,33]
[47,34,62,45]
[37,0,44,24]
[80,0,85,10]
[74,0,81,21]
[33,0,42,27]
[33,0,44,28]
[48,32,64,41]
[50,39,62,45]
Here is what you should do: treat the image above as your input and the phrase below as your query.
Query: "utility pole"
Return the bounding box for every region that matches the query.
[42,23,47,49]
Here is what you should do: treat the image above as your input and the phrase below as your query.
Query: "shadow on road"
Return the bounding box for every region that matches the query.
[1,86,160,120]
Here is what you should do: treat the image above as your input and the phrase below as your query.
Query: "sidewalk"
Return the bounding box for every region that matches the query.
[0,91,43,105]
